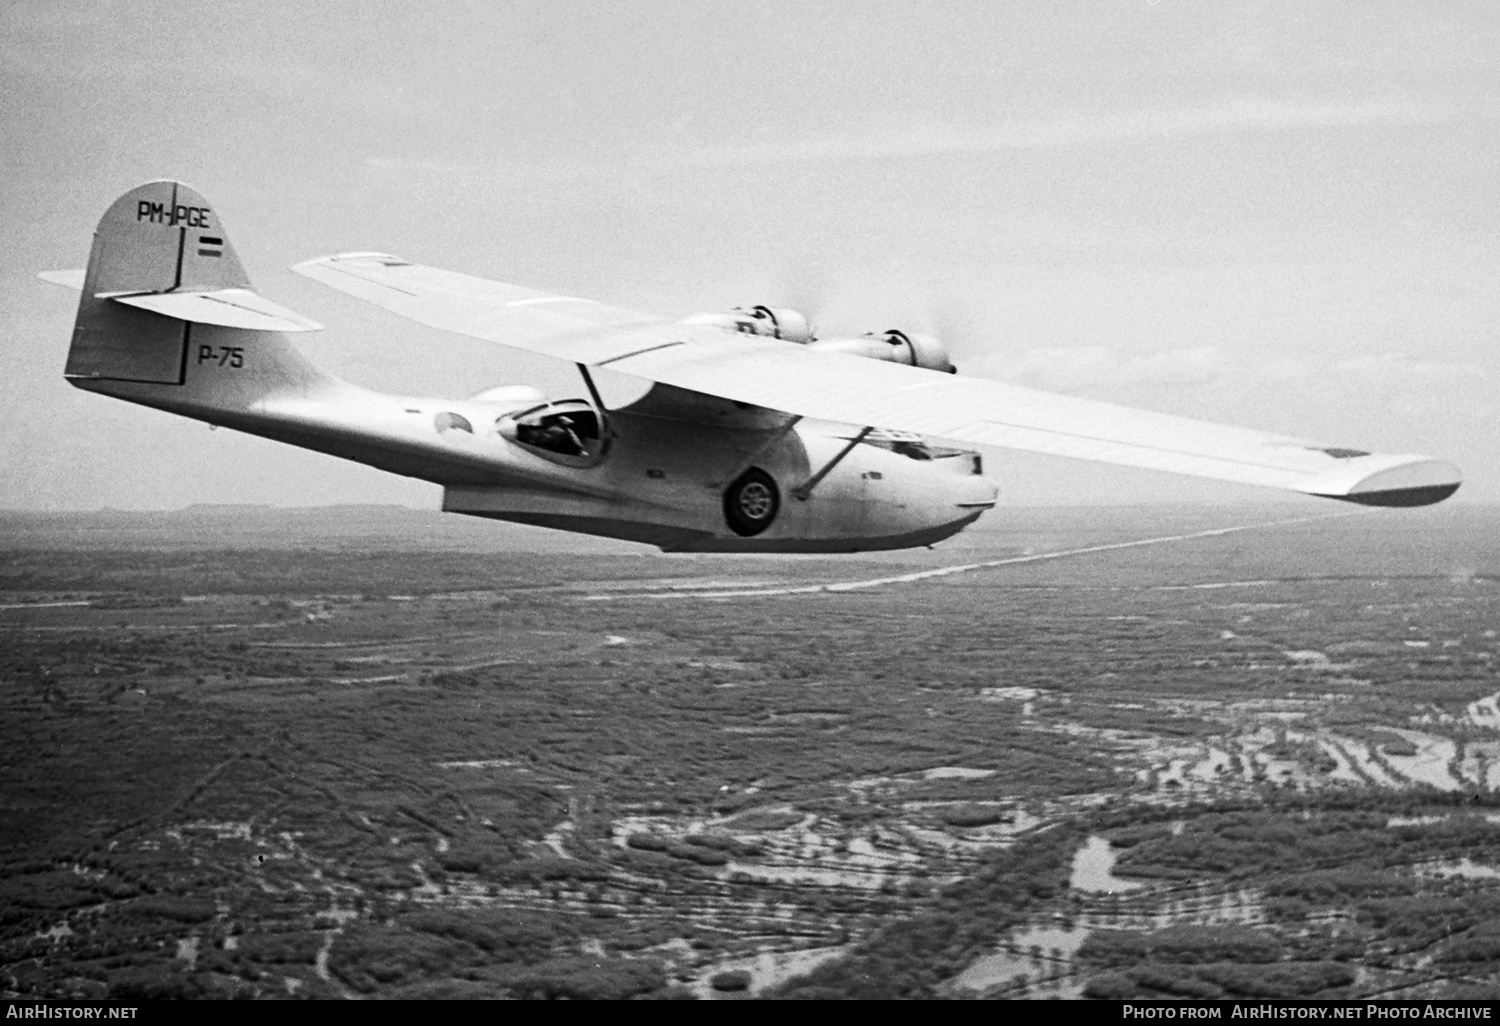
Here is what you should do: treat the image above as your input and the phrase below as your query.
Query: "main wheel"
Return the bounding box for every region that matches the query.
[723,468,780,537]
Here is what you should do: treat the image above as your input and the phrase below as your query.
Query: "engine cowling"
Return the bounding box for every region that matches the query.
[681,305,813,344]
[681,309,955,373]
[809,330,956,373]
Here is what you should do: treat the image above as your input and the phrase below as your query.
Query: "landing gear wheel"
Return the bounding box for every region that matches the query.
[723,468,780,537]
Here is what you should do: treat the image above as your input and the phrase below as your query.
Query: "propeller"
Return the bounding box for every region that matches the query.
[762,263,1007,376]
[771,259,839,340]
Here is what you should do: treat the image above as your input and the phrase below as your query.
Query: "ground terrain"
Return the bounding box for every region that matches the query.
[1,503,1497,1000]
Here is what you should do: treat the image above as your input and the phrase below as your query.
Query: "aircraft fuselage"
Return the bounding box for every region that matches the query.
[72,342,996,552]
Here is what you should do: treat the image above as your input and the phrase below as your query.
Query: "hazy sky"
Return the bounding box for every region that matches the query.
[3,0,1496,512]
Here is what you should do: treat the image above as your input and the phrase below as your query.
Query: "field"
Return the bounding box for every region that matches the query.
[1,502,1498,1000]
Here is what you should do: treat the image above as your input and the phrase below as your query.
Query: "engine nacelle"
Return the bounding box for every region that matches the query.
[681,305,814,345]
[809,330,956,373]
[681,309,955,373]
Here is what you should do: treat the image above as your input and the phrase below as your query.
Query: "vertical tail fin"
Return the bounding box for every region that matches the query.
[69,181,247,383]
[64,181,330,408]
[89,180,253,297]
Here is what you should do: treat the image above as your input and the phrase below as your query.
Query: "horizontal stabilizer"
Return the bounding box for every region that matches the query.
[39,269,85,290]
[105,289,323,333]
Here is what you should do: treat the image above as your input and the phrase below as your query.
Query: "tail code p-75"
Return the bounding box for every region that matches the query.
[197,345,244,369]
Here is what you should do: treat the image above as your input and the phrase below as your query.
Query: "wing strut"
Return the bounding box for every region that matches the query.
[576,363,606,413]
[793,427,873,501]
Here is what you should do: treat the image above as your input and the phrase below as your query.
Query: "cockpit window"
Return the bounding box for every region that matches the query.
[514,408,598,456]
[499,401,608,467]
[863,430,981,472]
[888,440,932,461]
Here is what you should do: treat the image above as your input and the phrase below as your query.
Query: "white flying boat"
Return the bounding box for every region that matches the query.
[41,181,1461,553]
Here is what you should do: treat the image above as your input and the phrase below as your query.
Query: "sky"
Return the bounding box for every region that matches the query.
[2,0,1497,514]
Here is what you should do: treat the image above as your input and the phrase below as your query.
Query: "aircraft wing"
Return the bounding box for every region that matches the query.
[293,253,1461,507]
[294,252,663,342]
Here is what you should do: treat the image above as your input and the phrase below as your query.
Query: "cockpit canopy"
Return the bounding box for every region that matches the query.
[496,399,609,467]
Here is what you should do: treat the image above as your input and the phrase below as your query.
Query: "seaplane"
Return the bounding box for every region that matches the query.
[41,181,1461,553]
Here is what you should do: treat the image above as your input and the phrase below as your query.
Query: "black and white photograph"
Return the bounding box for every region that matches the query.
[2,0,1497,1003]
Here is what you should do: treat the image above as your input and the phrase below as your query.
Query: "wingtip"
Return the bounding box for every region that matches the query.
[1309,458,1463,508]
[1322,482,1461,508]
